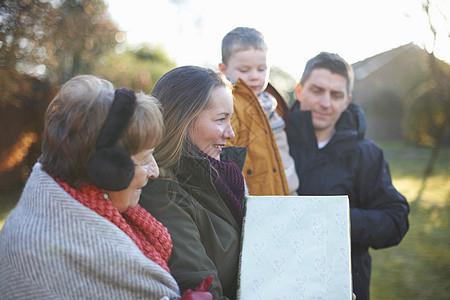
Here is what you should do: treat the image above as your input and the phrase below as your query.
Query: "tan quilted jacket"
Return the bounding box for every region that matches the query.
[227,79,290,195]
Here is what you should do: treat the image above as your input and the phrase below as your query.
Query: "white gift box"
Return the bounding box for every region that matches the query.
[237,196,352,300]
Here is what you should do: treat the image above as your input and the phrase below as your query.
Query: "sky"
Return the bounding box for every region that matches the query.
[105,0,450,80]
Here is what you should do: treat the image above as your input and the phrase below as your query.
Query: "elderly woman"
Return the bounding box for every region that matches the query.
[0,75,211,299]
[140,66,247,300]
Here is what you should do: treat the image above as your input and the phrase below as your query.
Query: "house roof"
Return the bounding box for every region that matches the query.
[352,43,422,80]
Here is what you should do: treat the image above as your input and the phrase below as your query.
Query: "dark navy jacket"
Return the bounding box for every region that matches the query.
[288,102,410,300]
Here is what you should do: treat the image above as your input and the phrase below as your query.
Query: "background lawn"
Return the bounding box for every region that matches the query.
[0,141,449,299]
[370,141,450,299]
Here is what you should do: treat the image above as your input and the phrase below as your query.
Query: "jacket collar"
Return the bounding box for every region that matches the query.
[288,101,367,149]
[220,146,247,170]
[233,78,290,123]
[177,146,247,184]
[336,103,366,140]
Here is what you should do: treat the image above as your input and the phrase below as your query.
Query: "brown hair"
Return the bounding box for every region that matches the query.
[150,65,232,177]
[300,52,354,95]
[221,27,268,65]
[39,75,164,188]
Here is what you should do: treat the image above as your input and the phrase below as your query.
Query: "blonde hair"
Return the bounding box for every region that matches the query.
[40,75,164,188]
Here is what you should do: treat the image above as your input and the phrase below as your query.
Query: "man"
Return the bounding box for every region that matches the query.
[287,52,410,300]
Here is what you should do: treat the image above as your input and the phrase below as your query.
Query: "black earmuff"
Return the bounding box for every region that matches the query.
[86,87,137,191]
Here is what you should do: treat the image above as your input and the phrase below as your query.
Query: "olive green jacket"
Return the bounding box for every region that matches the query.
[140,147,247,300]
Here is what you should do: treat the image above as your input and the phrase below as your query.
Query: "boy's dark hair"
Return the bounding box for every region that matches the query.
[300,52,354,94]
[221,27,267,65]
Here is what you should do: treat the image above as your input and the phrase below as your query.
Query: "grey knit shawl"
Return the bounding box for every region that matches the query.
[0,163,180,300]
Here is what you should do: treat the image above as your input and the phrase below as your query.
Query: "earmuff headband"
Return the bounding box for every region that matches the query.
[86,88,137,191]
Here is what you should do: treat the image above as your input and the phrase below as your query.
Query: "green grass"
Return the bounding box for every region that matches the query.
[370,141,450,300]
[0,141,449,299]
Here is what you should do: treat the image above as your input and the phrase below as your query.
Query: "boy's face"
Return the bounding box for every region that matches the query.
[219,48,269,95]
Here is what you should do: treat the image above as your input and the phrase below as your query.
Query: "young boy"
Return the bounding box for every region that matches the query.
[219,27,299,195]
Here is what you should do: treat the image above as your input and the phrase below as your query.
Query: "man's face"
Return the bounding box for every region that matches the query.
[295,68,351,135]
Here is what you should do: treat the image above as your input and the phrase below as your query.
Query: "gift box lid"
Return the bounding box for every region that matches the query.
[237,195,352,300]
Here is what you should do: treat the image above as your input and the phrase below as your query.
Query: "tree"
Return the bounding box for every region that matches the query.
[0,0,119,86]
[403,0,450,203]
[93,44,177,93]
[0,0,53,72]
[0,75,53,190]
[0,0,53,106]
[0,0,119,190]
[48,0,119,83]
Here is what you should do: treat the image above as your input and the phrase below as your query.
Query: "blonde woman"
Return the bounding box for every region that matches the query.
[140,66,247,300]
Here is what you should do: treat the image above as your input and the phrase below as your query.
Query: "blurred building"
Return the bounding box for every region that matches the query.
[352,43,431,141]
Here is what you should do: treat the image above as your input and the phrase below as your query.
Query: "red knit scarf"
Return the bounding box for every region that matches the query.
[55,178,172,273]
